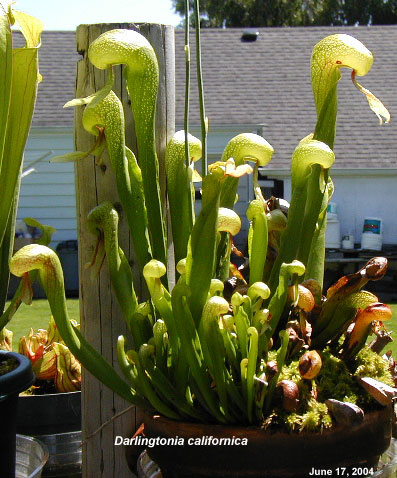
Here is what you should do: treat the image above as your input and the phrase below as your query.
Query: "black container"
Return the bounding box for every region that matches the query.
[0,351,35,478]
[17,391,82,477]
[17,390,81,435]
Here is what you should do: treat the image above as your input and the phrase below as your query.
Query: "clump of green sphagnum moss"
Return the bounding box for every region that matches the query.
[268,345,393,432]
[354,346,394,387]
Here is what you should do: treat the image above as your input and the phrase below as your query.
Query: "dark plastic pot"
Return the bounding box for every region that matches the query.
[0,350,35,478]
[136,406,393,478]
[17,390,81,435]
[17,390,82,477]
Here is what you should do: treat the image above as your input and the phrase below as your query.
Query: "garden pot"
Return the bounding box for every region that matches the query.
[135,407,393,478]
[17,391,82,477]
[0,350,35,478]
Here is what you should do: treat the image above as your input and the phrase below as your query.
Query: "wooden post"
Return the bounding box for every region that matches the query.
[74,23,175,477]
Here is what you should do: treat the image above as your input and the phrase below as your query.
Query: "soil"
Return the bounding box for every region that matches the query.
[0,356,18,376]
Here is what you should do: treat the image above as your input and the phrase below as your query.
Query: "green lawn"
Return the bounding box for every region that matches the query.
[5,299,80,350]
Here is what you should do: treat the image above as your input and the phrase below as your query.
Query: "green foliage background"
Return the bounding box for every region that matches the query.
[173,0,397,27]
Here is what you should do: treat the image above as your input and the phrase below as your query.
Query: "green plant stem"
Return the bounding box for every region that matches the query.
[220,327,239,375]
[104,97,152,271]
[125,147,153,270]
[198,315,233,422]
[139,345,208,421]
[304,192,328,285]
[0,11,12,179]
[87,203,142,345]
[268,140,333,295]
[267,262,305,338]
[246,327,258,423]
[249,212,268,284]
[130,348,180,419]
[186,172,222,323]
[165,134,201,268]
[126,72,167,268]
[82,86,153,277]
[216,135,273,281]
[171,284,226,423]
[184,1,195,252]
[117,335,145,395]
[0,197,16,314]
[152,295,179,370]
[153,320,168,372]
[234,304,249,359]
[298,85,337,284]
[193,0,207,177]
[184,0,191,170]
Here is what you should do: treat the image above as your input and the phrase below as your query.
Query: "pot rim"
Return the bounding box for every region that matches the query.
[0,351,35,398]
[19,389,81,399]
[143,405,392,438]
[140,407,393,476]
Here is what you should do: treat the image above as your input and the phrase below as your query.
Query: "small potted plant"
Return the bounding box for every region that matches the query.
[10,316,82,433]
[12,317,82,476]
[9,3,395,476]
[0,219,82,474]
[0,350,35,477]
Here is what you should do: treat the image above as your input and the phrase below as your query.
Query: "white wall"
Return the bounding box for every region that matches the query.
[18,128,76,248]
[269,171,397,246]
[330,172,397,245]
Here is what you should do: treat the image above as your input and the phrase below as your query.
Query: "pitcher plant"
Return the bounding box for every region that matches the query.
[10,11,396,429]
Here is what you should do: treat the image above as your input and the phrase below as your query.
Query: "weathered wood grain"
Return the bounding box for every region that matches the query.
[74,23,175,478]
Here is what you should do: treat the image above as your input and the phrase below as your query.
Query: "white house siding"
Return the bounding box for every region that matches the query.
[266,170,397,246]
[18,128,76,248]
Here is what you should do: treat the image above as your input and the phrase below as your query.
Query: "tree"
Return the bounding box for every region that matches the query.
[172,0,397,27]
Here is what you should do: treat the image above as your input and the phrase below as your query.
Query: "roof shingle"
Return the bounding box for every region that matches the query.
[174,26,397,170]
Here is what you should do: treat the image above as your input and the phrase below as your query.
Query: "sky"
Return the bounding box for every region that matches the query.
[14,0,181,30]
